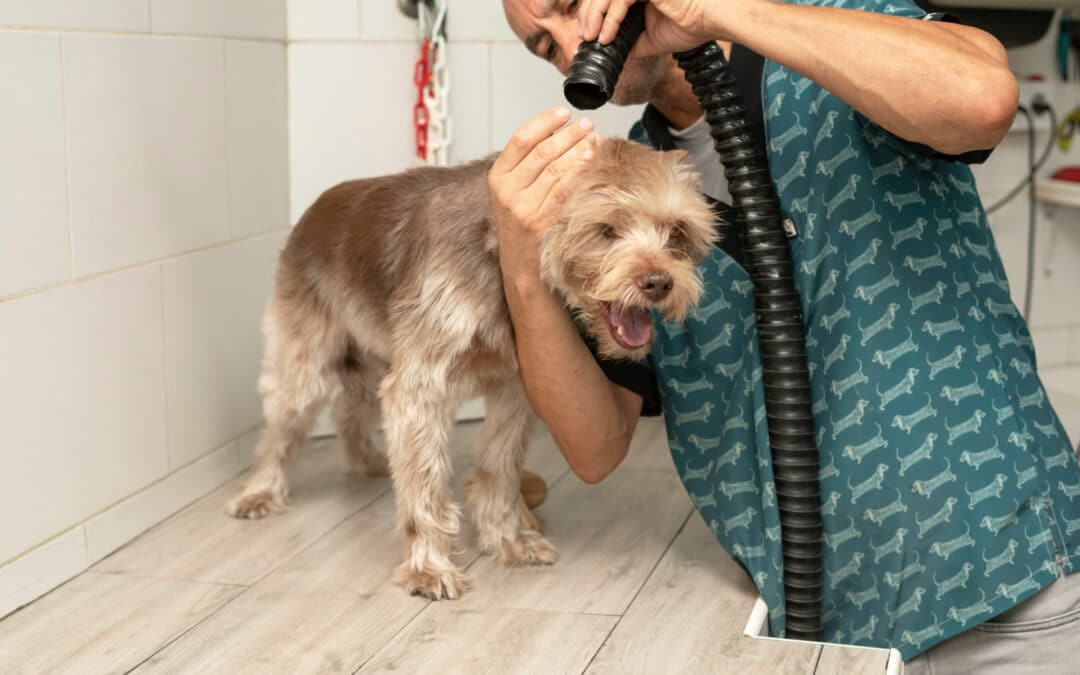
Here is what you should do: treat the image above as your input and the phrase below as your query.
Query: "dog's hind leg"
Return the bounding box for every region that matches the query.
[332,350,389,477]
[227,297,341,519]
[381,362,470,599]
[467,382,557,566]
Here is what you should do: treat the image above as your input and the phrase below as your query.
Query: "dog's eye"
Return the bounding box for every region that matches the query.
[670,221,687,240]
[601,224,617,239]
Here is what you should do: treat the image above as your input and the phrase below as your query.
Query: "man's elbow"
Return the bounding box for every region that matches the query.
[929,66,1018,156]
[564,436,631,485]
[977,67,1020,147]
[573,464,611,485]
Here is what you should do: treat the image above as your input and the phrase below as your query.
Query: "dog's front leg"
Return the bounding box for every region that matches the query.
[380,366,470,599]
[467,385,557,566]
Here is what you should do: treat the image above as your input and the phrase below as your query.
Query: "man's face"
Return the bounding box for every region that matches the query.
[502,0,666,106]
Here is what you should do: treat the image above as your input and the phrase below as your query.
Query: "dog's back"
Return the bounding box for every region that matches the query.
[271,154,514,380]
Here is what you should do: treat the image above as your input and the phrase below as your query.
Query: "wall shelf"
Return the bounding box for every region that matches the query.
[1036,178,1080,209]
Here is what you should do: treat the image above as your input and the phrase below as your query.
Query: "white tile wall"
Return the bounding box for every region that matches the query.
[150,0,286,39]
[0,267,168,564]
[1031,325,1072,370]
[0,2,291,616]
[63,34,230,277]
[84,439,239,563]
[287,0,359,40]
[0,32,70,297]
[0,0,150,33]
[163,232,286,469]
[226,40,290,237]
[447,42,491,164]
[288,41,420,223]
[357,0,416,41]
[357,0,517,42]
[489,42,644,149]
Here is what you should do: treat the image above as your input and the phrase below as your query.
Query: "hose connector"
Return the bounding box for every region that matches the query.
[563,3,646,109]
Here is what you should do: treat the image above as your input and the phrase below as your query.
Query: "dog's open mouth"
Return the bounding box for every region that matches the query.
[599,301,653,349]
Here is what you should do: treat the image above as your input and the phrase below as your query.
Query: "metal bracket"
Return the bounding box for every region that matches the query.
[398,0,419,19]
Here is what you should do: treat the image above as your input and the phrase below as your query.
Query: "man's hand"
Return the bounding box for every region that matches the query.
[489,107,598,286]
[578,0,761,56]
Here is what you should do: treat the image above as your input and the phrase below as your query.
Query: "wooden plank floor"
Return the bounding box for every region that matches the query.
[0,417,893,674]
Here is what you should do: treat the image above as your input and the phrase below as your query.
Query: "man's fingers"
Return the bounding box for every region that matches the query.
[513,116,595,188]
[599,0,633,45]
[493,106,573,175]
[531,131,598,197]
[580,0,609,42]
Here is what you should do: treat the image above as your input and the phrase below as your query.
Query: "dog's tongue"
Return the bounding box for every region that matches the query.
[609,305,652,347]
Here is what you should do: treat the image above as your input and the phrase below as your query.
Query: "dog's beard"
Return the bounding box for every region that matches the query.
[551,248,705,361]
[539,139,717,361]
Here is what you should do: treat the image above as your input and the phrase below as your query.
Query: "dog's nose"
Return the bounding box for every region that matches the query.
[637,271,673,302]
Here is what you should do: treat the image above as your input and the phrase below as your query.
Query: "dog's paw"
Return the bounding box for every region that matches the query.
[496,531,558,567]
[393,563,471,600]
[225,491,284,519]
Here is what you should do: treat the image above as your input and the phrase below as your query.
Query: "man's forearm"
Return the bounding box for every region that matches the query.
[729,1,1018,155]
[502,274,638,482]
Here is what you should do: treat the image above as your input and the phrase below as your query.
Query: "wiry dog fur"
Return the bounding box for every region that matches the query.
[226,138,716,600]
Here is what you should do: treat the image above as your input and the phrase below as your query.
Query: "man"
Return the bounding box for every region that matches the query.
[489,0,1080,672]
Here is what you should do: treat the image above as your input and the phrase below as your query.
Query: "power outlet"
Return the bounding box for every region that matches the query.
[1010,78,1057,133]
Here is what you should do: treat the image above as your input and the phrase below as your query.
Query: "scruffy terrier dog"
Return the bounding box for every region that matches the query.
[226,138,716,599]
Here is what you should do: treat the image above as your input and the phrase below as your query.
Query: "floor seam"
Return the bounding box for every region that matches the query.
[579,511,694,674]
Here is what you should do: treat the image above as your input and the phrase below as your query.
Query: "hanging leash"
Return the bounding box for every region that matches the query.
[411,0,452,166]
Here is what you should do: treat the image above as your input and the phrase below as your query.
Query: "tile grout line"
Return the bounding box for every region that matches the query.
[84,569,251,590]
[0,24,287,43]
[159,262,172,472]
[0,227,291,305]
[351,592,437,673]
[0,429,257,570]
[126,489,397,672]
[58,33,76,281]
[811,643,825,673]
[221,38,234,240]
[579,510,694,674]
[352,445,572,673]
[122,583,251,675]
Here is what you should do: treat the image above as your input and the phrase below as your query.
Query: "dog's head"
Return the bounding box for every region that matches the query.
[541,138,717,361]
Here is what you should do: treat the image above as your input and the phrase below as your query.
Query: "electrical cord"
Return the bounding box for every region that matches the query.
[985,103,1057,215]
[984,101,1057,322]
[1020,105,1036,322]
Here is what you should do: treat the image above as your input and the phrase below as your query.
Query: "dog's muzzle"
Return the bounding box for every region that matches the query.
[598,301,652,350]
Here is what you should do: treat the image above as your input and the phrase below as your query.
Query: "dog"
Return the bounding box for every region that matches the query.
[226,138,716,600]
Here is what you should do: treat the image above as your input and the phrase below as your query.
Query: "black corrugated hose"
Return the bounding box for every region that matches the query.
[564,3,823,641]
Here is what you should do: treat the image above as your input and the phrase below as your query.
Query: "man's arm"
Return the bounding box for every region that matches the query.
[503,275,644,484]
[580,0,1018,157]
[488,107,642,484]
[730,2,1018,156]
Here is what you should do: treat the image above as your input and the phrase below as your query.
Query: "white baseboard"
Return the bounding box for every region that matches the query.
[0,435,251,620]
[0,528,86,621]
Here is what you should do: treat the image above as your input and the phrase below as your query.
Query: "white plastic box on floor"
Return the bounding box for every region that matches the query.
[743,596,904,674]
